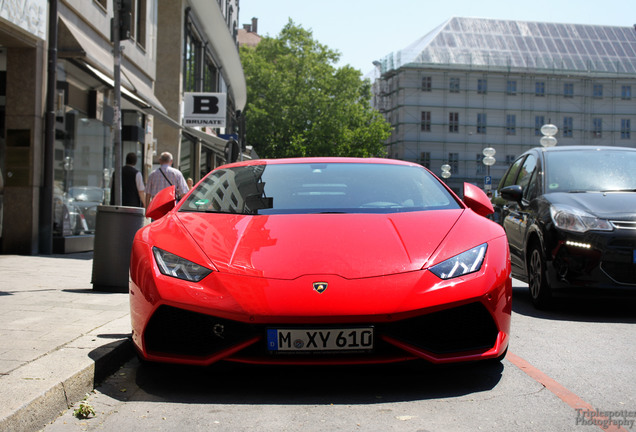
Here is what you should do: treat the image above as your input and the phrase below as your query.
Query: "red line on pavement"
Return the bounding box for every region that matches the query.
[507,352,629,432]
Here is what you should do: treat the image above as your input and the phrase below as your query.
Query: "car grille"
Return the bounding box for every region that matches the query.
[144,306,259,357]
[610,221,636,230]
[144,302,499,360]
[381,302,499,354]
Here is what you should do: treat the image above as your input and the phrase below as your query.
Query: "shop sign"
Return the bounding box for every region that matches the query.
[0,0,46,40]
[183,92,226,128]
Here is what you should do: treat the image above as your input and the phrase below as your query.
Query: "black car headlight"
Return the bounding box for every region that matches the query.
[429,244,487,280]
[550,204,612,233]
[152,247,212,282]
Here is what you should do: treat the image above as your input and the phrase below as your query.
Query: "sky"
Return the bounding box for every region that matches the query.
[238,0,635,74]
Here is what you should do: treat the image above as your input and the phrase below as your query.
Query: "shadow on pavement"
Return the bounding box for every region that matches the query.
[49,252,94,260]
[97,357,504,406]
[89,339,135,385]
[512,285,636,324]
[61,288,125,295]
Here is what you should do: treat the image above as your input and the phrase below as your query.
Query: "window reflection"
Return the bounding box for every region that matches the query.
[180,163,460,215]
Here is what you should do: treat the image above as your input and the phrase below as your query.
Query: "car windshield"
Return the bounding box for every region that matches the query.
[545,149,636,193]
[180,162,460,215]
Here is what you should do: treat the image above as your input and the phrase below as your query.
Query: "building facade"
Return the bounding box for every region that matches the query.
[154,0,246,185]
[372,18,636,194]
[0,0,246,255]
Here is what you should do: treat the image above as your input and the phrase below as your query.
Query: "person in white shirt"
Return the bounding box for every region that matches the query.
[145,152,189,208]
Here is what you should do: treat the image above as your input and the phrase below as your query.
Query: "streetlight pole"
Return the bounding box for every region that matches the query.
[112,0,122,206]
[482,147,496,191]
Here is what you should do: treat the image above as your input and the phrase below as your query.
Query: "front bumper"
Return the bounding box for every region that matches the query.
[547,228,636,292]
[138,300,506,365]
[130,236,512,366]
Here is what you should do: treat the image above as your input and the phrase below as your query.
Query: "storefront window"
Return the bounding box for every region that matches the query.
[180,135,193,181]
[53,111,112,236]
[201,146,218,179]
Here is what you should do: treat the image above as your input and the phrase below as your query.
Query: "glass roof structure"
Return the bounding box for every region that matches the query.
[378,17,636,76]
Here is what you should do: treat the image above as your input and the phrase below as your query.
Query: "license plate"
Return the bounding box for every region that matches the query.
[633,250,636,264]
[267,327,374,352]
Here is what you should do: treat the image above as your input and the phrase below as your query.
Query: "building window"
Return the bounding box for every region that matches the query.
[621,119,631,139]
[621,85,632,100]
[448,153,459,173]
[449,77,460,93]
[449,112,459,133]
[203,53,219,91]
[505,155,516,165]
[535,81,545,97]
[477,113,487,134]
[422,76,432,92]
[476,154,485,175]
[506,115,516,135]
[564,83,574,98]
[506,80,517,95]
[421,111,431,132]
[535,116,545,136]
[95,0,107,9]
[563,117,573,137]
[477,79,487,94]
[592,118,602,138]
[593,83,603,98]
[134,0,147,48]
[420,152,431,169]
[184,26,201,92]
[126,0,147,48]
[184,18,220,93]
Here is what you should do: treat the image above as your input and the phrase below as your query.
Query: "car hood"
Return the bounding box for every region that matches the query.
[172,210,497,280]
[546,192,636,221]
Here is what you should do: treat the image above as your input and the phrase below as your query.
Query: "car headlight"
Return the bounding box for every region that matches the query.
[429,244,487,280]
[152,247,212,282]
[550,204,612,233]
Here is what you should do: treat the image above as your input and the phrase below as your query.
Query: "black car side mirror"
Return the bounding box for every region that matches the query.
[500,185,523,203]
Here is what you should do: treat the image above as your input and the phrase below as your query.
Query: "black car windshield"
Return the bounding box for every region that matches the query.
[545,150,636,193]
[180,162,460,215]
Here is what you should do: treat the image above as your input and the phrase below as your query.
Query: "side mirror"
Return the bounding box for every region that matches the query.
[463,182,494,217]
[146,186,176,220]
[500,185,523,203]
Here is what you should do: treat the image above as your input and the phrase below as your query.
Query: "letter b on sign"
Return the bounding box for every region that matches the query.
[193,96,219,114]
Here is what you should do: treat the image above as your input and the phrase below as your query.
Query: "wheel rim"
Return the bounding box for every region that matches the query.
[529,249,542,299]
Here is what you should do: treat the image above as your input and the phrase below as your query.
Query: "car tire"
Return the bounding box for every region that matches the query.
[528,243,552,309]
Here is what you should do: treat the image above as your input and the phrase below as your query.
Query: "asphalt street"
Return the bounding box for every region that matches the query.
[1,252,634,432]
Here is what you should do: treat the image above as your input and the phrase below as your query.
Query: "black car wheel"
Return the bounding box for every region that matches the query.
[528,243,552,309]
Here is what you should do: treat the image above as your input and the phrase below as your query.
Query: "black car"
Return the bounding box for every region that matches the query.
[498,145,636,308]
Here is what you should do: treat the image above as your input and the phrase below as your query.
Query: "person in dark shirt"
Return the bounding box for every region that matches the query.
[110,152,145,207]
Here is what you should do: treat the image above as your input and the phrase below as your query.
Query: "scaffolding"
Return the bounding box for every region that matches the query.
[373,17,636,193]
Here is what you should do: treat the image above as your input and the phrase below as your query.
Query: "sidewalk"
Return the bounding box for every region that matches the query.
[0,253,133,432]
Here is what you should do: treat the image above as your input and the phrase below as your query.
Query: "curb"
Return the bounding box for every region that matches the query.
[0,316,133,432]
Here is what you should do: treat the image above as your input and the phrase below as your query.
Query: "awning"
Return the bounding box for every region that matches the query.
[57,15,167,114]
[183,127,227,153]
[56,13,229,153]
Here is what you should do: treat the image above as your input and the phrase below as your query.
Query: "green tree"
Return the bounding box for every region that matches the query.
[240,20,391,158]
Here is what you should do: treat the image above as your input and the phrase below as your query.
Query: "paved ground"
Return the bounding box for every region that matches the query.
[0,253,132,432]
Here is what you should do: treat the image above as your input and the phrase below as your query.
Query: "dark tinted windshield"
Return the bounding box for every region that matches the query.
[545,149,636,192]
[180,162,460,215]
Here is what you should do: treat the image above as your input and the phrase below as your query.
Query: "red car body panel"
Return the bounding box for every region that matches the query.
[130,158,512,366]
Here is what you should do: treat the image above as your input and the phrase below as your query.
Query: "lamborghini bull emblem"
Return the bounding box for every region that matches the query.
[313,282,328,293]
